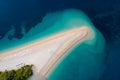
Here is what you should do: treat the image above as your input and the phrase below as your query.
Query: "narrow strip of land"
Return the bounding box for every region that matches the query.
[0,26,89,80]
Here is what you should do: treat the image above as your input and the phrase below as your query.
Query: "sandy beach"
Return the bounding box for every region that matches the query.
[0,26,90,80]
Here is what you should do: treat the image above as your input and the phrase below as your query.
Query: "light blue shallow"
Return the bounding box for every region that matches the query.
[0,9,106,80]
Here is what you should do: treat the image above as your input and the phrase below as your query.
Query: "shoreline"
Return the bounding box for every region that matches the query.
[41,29,88,77]
[0,26,88,58]
[0,26,90,79]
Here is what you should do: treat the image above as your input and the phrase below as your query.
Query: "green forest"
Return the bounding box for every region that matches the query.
[0,64,33,80]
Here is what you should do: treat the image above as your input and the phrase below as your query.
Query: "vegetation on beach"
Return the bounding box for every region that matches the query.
[0,64,33,80]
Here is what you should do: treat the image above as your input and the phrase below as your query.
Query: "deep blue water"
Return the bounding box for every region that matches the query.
[0,0,120,80]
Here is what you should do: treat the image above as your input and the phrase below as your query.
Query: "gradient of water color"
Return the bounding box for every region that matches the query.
[0,9,106,80]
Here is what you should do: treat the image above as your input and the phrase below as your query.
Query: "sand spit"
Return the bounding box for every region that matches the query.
[0,26,90,80]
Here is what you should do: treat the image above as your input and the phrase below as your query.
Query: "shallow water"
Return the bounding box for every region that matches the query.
[46,10,106,80]
[0,9,106,80]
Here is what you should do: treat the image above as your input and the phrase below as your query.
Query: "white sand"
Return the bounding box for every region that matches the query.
[0,26,91,80]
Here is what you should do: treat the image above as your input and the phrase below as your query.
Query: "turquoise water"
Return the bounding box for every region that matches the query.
[46,9,106,80]
[47,30,105,80]
[0,9,106,80]
[1,9,99,52]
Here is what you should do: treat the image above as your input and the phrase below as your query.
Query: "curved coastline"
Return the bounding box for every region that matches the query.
[0,9,106,80]
[0,26,90,80]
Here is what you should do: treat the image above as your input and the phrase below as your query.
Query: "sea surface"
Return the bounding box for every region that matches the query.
[0,0,120,80]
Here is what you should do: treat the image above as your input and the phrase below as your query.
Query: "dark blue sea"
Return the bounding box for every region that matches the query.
[0,0,120,80]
